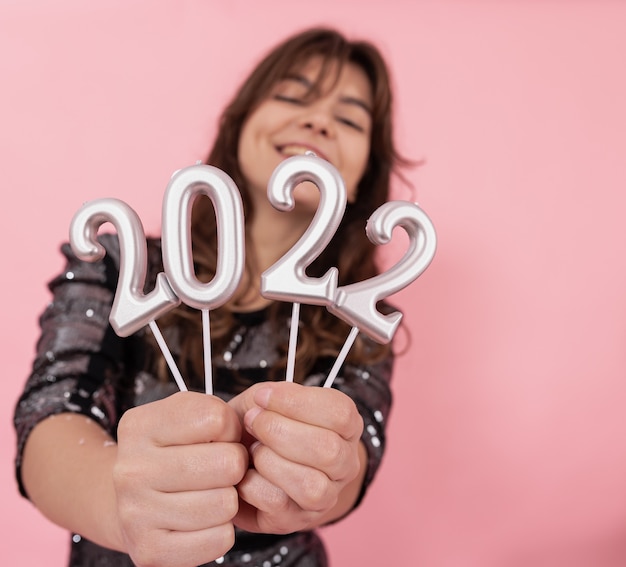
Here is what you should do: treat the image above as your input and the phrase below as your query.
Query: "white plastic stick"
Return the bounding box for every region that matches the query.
[285,302,301,382]
[202,309,213,395]
[323,326,359,388]
[148,320,187,391]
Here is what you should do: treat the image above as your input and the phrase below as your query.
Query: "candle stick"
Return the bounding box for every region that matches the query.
[148,321,187,391]
[323,326,359,388]
[201,309,213,394]
[284,302,301,382]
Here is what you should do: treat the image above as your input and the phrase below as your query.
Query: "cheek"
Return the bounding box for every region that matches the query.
[237,120,263,187]
[237,124,252,174]
[292,181,322,207]
[344,143,370,203]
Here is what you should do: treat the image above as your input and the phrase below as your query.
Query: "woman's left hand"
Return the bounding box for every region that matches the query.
[228,382,366,534]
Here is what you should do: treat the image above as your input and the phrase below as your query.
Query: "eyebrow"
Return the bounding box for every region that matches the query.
[339,95,372,114]
[283,73,372,114]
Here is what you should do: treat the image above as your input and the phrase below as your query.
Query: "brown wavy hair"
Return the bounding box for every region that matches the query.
[156,27,409,386]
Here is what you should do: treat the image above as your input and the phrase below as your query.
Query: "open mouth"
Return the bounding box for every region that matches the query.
[276,144,329,162]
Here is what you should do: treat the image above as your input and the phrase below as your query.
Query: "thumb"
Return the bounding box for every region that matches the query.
[228,382,267,420]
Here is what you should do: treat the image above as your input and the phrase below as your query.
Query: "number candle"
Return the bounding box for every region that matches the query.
[261,153,347,382]
[69,198,187,391]
[324,200,437,387]
[161,164,245,395]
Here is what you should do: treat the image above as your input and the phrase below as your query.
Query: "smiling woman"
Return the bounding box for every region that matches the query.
[238,57,373,210]
[14,27,406,567]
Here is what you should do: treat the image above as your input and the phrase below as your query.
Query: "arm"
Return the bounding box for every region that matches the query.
[22,413,123,550]
[15,239,247,566]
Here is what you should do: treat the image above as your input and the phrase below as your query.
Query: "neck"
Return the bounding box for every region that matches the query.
[228,196,313,311]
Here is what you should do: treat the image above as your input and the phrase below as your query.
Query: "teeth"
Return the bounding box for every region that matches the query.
[279,144,314,157]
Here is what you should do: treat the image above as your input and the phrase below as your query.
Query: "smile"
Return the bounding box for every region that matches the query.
[276,143,330,162]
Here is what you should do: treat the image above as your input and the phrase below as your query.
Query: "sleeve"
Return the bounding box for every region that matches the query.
[13,234,129,498]
[305,347,394,513]
[337,353,394,509]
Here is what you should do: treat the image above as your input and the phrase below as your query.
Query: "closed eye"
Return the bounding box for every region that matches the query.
[336,116,364,132]
[274,94,305,105]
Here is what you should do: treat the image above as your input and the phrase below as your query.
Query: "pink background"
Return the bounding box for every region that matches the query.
[2,1,626,565]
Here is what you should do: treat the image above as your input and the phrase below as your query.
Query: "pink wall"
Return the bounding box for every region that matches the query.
[2,2,626,565]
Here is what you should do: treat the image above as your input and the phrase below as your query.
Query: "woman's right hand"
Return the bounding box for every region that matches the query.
[113,391,248,567]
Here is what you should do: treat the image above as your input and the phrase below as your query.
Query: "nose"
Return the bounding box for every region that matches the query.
[297,104,334,138]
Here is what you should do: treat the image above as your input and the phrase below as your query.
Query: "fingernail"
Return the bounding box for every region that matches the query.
[249,441,261,456]
[253,387,272,408]
[244,407,262,431]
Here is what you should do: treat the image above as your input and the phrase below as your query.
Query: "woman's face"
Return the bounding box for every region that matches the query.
[238,57,373,212]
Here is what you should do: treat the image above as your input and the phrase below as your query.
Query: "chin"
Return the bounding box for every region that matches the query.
[292,181,323,212]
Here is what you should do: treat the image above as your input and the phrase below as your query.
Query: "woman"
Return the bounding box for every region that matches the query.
[14,27,405,567]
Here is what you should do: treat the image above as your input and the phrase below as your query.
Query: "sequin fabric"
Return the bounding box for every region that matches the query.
[13,235,394,567]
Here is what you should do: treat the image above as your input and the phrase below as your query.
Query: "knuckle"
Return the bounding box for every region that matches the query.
[115,492,144,530]
[180,393,235,439]
[316,434,356,481]
[214,523,237,556]
[196,401,228,433]
[337,401,363,437]
[335,400,355,426]
[319,434,344,467]
[264,413,288,442]
[300,469,332,510]
[265,484,291,512]
[260,509,300,535]
[229,444,248,484]
[346,449,361,481]
[112,459,142,492]
[216,444,249,484]
[212,408,236,438]
[128,537,163,567]
[220,487,240,519]
[352,410,365,437]
[232,445,250,481]
[116,409,140,441]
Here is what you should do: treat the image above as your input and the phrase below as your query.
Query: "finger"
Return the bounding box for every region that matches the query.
[126,523,235,567]
[227,382,270,421]
[118,391,242,447]
[237,466,291,515]
[235,468,315,534]
[146,487,240,532]
[244,409,360,482]
[249,444,338,513]
[233,498,262,534]
[115,442,248,493]
[251,382,363,441]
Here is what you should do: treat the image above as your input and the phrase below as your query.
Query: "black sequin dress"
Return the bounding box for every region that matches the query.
[14,235,393,567]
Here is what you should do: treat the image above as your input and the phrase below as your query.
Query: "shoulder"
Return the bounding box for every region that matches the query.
[51,234,162,291]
